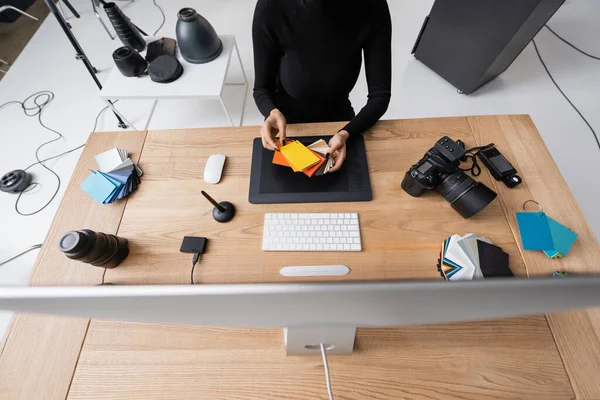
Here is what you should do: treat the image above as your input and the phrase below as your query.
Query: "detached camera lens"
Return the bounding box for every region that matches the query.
[436,172,497,218]
[58,229,129,269]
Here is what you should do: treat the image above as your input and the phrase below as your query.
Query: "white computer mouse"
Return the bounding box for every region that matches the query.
[204,154,226,184]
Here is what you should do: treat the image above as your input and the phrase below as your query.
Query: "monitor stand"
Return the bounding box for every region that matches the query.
[284,326,356,356]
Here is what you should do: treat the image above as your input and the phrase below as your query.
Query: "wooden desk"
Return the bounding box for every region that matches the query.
[1,116,600,400]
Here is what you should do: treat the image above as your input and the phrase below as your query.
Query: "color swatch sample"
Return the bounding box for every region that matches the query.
[81,147,142,204]
[438,233,512,280]
[280,141,320,171]
[272,139,330,177]
[516,211,578,258]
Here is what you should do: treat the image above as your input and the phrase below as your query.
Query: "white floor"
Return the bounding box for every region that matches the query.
[1,0,599,338]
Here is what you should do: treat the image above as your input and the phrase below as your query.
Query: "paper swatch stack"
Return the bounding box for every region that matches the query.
[80,148,143,204]
[272,139,334,177]
[438,234,513,281]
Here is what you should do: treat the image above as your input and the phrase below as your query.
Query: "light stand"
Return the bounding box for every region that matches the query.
[44,0,128,128]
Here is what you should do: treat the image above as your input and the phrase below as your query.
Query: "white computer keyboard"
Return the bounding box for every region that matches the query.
[262,213,362,252]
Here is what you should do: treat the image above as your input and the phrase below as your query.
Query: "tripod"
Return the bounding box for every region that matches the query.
[44,0,129,128]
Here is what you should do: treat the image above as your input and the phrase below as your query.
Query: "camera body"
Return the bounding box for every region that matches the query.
[401,137,465,196]
[402,137,497,218]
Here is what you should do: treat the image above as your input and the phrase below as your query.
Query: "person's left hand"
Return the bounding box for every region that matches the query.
[327,130,350,173]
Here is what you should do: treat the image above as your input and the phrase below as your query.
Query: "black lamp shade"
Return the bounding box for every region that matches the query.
[112,46,147,77]
[104,2,146,52]
[176,8,223,64]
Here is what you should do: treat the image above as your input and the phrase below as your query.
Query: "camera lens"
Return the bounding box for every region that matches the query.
[58,229,129,269]
[436,171,497,218]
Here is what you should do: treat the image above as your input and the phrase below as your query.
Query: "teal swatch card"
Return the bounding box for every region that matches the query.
[543,216,578,258]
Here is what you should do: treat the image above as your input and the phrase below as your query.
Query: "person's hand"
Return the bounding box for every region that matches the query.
[327,130,350,173]
[260,109,287,151]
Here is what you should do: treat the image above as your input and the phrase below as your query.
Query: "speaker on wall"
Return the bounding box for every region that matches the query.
[412,0,566,94]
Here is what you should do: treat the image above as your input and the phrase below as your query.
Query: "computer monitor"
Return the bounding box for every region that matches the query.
[1,277,600,355]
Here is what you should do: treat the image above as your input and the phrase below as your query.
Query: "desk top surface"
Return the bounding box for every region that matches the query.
[2,116,600,400]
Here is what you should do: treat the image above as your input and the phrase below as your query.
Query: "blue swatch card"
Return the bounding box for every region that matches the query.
[80,171,118,204]
[516,212,554,250]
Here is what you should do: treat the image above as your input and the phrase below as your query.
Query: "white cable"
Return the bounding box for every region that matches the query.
[320,343,335,400]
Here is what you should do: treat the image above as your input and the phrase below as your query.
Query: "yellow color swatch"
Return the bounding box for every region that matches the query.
[280,141,320,171]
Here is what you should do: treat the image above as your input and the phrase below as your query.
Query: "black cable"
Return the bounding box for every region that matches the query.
[0,91,116,216]
[21,100,113,171]
[1,91,64,216]
[152,0,166,36]
[532,39,600,152]
[545,25,600,61]
[190,253,201,284]
[455,140,493,177]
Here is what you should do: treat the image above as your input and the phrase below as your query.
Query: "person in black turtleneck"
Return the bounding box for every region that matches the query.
[252,0,392,172]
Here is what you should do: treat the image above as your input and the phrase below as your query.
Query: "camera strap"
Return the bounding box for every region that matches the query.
[455,140,494,177]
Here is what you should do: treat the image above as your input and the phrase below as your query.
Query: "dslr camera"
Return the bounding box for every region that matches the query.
[401,137,497,218]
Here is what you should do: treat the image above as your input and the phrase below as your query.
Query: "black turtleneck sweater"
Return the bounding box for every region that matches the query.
[252,0,392,136]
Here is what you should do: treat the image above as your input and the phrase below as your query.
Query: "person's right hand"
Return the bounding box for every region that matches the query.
[260,109,287,151]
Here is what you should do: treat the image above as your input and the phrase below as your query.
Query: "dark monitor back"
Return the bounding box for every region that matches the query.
[413,0,565,94]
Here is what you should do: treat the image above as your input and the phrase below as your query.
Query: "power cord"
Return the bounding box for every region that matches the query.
[0,92,116,216]
[190,253,201,284]
[320,343,335,400]
[152,0,165,36]
[532,39,600,152]
[544,25,600,61]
